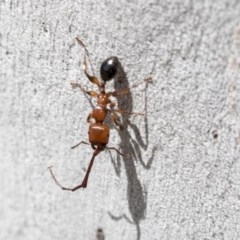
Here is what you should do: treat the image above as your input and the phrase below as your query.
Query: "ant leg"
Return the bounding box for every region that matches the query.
[48,148,100,191]
[71,82,98,97]
[48,166,67,190]
[106,146,128,157]
[71,141,90,149]
[71,148,100,190]
[111,111,123,129]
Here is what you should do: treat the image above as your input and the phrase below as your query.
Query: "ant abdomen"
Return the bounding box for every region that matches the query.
[100,56,119,81]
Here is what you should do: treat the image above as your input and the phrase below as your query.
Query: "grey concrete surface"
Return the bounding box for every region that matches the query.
[1,0,240,239]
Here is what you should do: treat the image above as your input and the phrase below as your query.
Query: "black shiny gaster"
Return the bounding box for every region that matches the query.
[100,56,119,81]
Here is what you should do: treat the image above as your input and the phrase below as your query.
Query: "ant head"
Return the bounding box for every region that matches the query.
[100,56,119,81]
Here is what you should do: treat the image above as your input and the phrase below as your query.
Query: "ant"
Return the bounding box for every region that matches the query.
[48,37,151,191]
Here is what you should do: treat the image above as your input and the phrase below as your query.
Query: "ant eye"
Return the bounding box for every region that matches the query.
[100,56,119,81]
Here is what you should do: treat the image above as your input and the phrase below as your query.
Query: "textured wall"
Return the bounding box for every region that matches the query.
[1,0,240,239]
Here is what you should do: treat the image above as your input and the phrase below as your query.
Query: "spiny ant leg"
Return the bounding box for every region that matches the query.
[71,141,90,150]
[48,149,100,191]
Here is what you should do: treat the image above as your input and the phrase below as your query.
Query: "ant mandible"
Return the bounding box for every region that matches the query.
[48,37,148,191]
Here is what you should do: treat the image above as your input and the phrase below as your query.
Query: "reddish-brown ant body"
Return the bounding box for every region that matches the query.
[48,37,150,191]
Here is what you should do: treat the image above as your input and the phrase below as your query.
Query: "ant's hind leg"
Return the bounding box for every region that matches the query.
[48,148,100,191]
[106,146,129,158]
[71,141,90,149]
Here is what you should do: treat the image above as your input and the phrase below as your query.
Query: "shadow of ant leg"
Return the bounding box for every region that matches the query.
[109,150,122,177]
[130,76,153,89]
[130,136,158,169]
[115,109,145,116]
[127,120,147,149]
[71,141,90,149]
[111,87,130,97]
[108,212,134,224]
[126,76,152,149]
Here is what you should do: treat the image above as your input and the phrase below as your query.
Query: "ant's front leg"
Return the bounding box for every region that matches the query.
[71,82,98,97]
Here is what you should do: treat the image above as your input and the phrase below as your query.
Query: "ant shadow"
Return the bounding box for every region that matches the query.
[108,61,157,240]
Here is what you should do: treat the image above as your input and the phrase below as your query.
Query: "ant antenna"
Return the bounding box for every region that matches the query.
[76,36,95,76]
